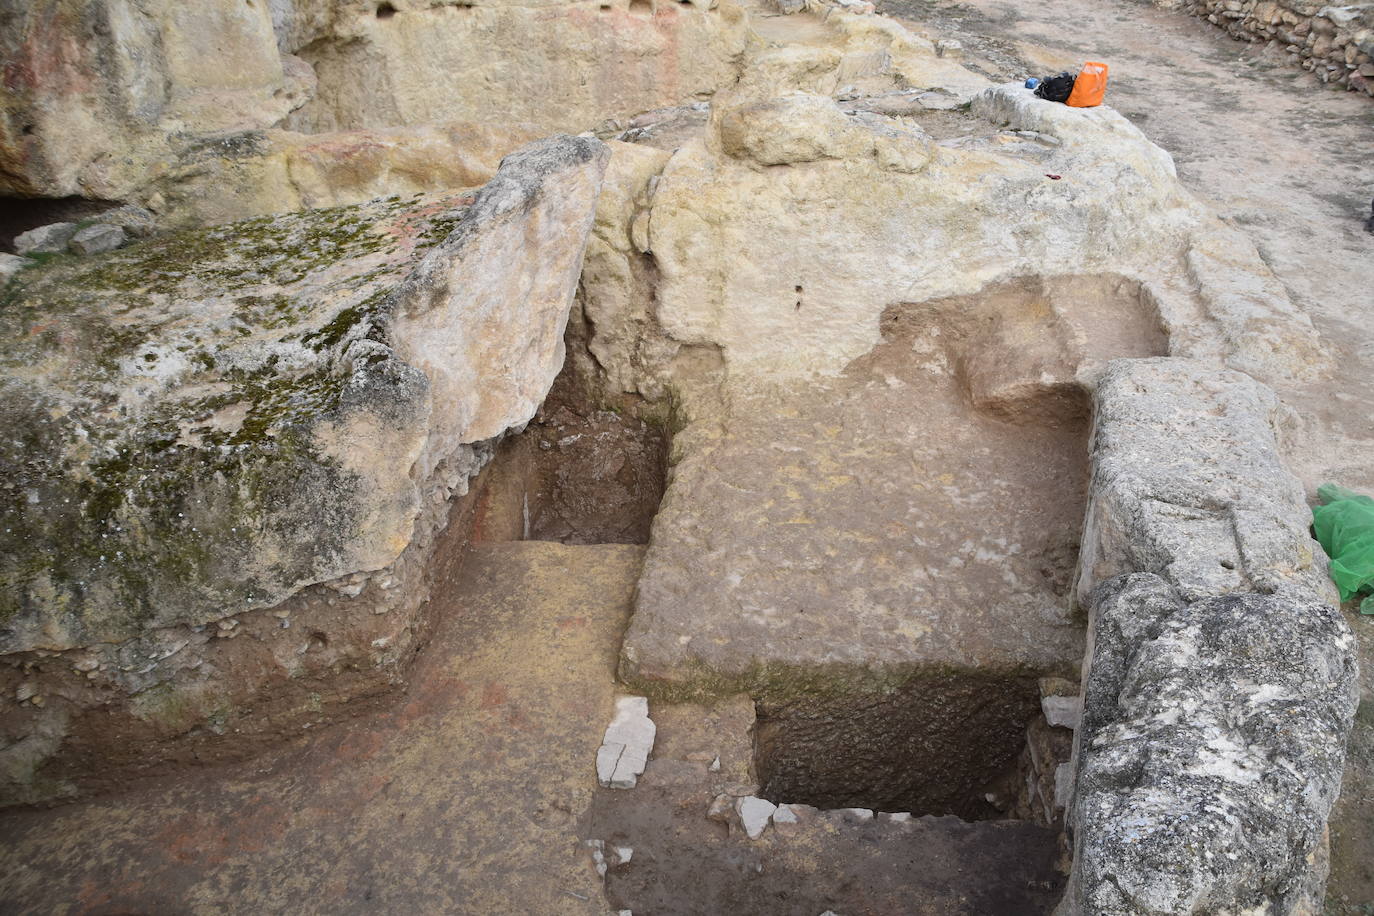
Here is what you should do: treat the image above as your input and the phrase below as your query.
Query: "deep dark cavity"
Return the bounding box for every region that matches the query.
[754,673,1044,819]
[0,196,120,253]
[473,358,671,546]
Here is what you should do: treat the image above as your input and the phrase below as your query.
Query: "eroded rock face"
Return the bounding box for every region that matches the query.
[283,0,753,136]
[0,135,608,804]
[627,85,1324,391]
[1,0,747,205]
[1063,575,1358,915]
[137,121,547,229]
[1058,358,1358,915]
[0,0,313,198]
[1076,358,1335,606]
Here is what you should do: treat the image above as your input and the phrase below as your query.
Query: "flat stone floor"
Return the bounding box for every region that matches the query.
[874,0,1374,908]
[0,542,639,915]
[625,347,1088,688]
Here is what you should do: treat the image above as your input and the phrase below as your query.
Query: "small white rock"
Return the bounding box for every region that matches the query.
[735,796,777,839]
[771,804,799,825]
[1042,694,1082,730]
[596,696,656,789]
[1054,762,1075,810]
[0,253,32,281]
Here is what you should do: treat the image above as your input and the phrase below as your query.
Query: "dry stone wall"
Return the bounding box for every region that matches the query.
[1157,0,1374,96]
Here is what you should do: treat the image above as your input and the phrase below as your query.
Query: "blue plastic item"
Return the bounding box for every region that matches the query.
[1025,77,1041,90]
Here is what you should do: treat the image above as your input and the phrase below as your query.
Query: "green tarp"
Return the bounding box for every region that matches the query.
[1313,484,1374,614]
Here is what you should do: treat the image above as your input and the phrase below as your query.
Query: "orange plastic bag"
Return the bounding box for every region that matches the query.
[1066,62,1108,108]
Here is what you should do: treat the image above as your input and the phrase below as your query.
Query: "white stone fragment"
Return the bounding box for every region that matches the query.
[1042,694,1082,730]
[882,811,913,823]
[771,804,799,825]
[614,846,633,865]
[596,696,656,789]
[735,796,777,839]
[839,807,874,820]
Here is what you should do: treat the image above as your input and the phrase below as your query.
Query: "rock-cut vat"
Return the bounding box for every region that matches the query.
[621,272,1169,819]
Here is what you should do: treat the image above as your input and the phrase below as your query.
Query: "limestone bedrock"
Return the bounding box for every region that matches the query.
[630,85,1325,396]
[1062,574,1359,915]
[0,135,608,654]
[0,0,747,200]
[1058,358,1357,915]
[1076,357,1337,608]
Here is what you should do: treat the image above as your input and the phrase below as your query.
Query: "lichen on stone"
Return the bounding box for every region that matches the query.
[0,191,474,651]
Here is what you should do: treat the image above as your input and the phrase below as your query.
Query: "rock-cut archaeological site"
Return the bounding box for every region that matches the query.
[1,0,1373,913]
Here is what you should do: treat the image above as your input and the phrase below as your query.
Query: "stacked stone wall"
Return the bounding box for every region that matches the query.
[1161,0,1374,96]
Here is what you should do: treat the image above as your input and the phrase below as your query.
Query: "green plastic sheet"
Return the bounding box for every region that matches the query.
[1313,483,1374,614]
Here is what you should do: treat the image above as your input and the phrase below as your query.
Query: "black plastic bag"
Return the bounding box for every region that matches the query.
[1034,72,1077,104]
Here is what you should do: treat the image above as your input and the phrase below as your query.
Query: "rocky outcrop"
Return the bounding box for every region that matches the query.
[1076,358,1336,607]
[284,0,754,137]
[1062,576,1358,915]
[0,0,314,198]
[0,135,608,805]
[1059,358,1359,914]
[622,85,1324,393]
[137,121,546,229]
[1,0,748,203]
[1155,0,1374,96]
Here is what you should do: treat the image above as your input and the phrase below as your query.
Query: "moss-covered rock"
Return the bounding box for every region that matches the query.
[0,135,610,653]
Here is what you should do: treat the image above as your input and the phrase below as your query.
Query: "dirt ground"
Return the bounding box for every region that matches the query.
[874,0,1374,909]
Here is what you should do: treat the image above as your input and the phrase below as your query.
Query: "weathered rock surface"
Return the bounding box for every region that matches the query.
[0,0,314,198]
[67,223,126,256]
[135,121,546,230]
[1062,574,1359,915]
[285,0,753,137]
[14,222,79,256]
[1058,356,1357,914]
[619,283,1110,816]
[1076,357,1336,606]
[0,135,608,805]
[625,85,1324,392]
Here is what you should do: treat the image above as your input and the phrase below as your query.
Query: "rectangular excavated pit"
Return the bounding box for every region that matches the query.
[470,358,671,545]
[752,673,1045,820]
[621,273,1169,821]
